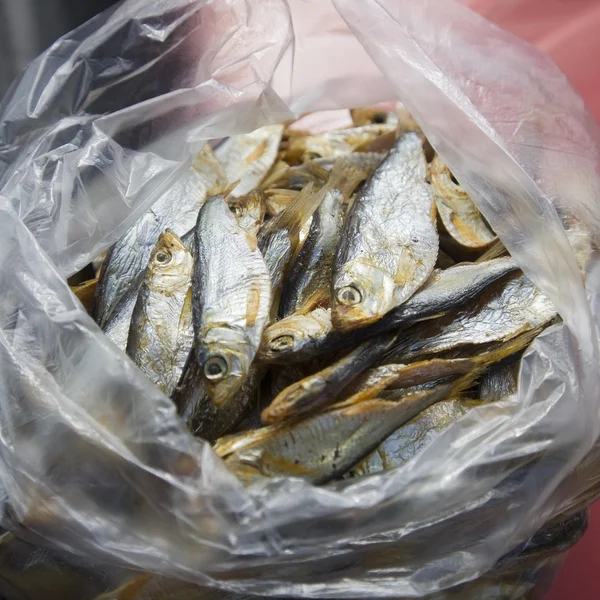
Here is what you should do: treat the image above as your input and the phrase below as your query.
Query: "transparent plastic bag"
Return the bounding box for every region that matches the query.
[92,510,588,600]
[0,0,599,597]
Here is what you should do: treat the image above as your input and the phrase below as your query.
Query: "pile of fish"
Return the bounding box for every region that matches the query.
[81,106,576,487]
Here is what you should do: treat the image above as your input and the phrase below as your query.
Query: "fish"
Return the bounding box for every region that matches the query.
[260,331,399,425]
[193,196,271,406]
[435,250,456,269]
[430,155,497,251]
[396,104,423,136]
[93,144,226,334]
[215,124,284,196]
[126,230,194,396]
[350,107,399,128]
[345,399,472,477]
[264,188,299,216]
[0,531,124,600]
[258,183,321,316]
[384,272,557,363]
[343,330,536,406]
[267,153,385,195]
[226,189,266,238]
[229,366,303,434]
[258,307,334,362]
[258,258,519,363]
[70,276,98,314]
[103,291,139,350]
[284,123,396,162]
[332,132,438,330]
[267,160,331,191]
[315,152,385,175]
[479,363,519,402]
[172,350,260,442]
[279,159,366,316]
[225,383,454,485]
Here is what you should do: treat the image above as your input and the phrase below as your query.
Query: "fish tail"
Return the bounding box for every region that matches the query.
[476,239,507,262]
[328,157,369,200]
[268,182,321,237]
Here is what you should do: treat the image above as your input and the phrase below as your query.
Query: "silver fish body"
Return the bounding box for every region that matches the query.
[259,258,519,363]
[280,188,344,316]
[126,230,194,395]
[479,363,519,402]
[259,307,333,362]
[193,196,271,405]
[386,272,556,362]
[258,183,320,316]
[285,123,396,161]
[315,152,385,176]
[261,331,399,424]
[332,132,437,330]
[431,155,497,251]
[343,331,534,405]
[346,399,471,477]
[94,145,226,332]
[102,291,138,351]
[216,124,284,196]
[172,351,260,443]
[227,190,265,238]
[226,384,453,485]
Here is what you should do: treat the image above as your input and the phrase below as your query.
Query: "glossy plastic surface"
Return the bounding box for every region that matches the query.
[0,0,599,596]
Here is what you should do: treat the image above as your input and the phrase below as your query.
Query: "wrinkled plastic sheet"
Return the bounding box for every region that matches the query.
[0,0,599,597]
[0,510,589,599]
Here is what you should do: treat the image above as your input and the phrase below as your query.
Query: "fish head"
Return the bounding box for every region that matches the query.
[147,229,193,290]
[259,310,331,361]
[332,261,395,330]
[228,190,265,235]
[197,326,252,406]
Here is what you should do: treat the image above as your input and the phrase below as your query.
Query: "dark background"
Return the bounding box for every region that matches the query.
[0,0,119,99]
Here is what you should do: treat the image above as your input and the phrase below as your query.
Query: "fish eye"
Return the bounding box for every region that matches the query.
[154,250,172,265]
[229,203,241,215]
[337,285,363,306]
[204,355,229,380]
[269,335,295,352]
[372,112,387,124]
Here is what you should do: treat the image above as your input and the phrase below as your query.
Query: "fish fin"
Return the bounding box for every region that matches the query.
[357,130,397,153]
[474,327,541,367]
[394,253,419,286]
[192,144,228,195]
[295,288,330,315]
[245,281,264,328]
[222,179,242,198]
[245,138,269,165]
[327,157,369,200]
[450,371,481,397]
[264,182,320,238]
[451,328,540,395]
[261,159,290,189]
[303,160,331,183]
[264,188,298,216]
[476,239,507,262]
[177,286,194,333]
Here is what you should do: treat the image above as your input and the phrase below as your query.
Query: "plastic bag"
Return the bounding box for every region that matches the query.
[0,0,599,597]
[0,510,586,600]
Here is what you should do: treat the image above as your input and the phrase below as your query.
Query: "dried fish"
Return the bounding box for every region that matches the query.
[332,133,437,330]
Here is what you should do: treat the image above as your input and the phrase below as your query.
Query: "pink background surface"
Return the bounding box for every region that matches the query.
[466,1,600,598]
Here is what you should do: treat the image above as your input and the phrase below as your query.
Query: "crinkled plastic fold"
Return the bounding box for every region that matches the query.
[0,0,599,597]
